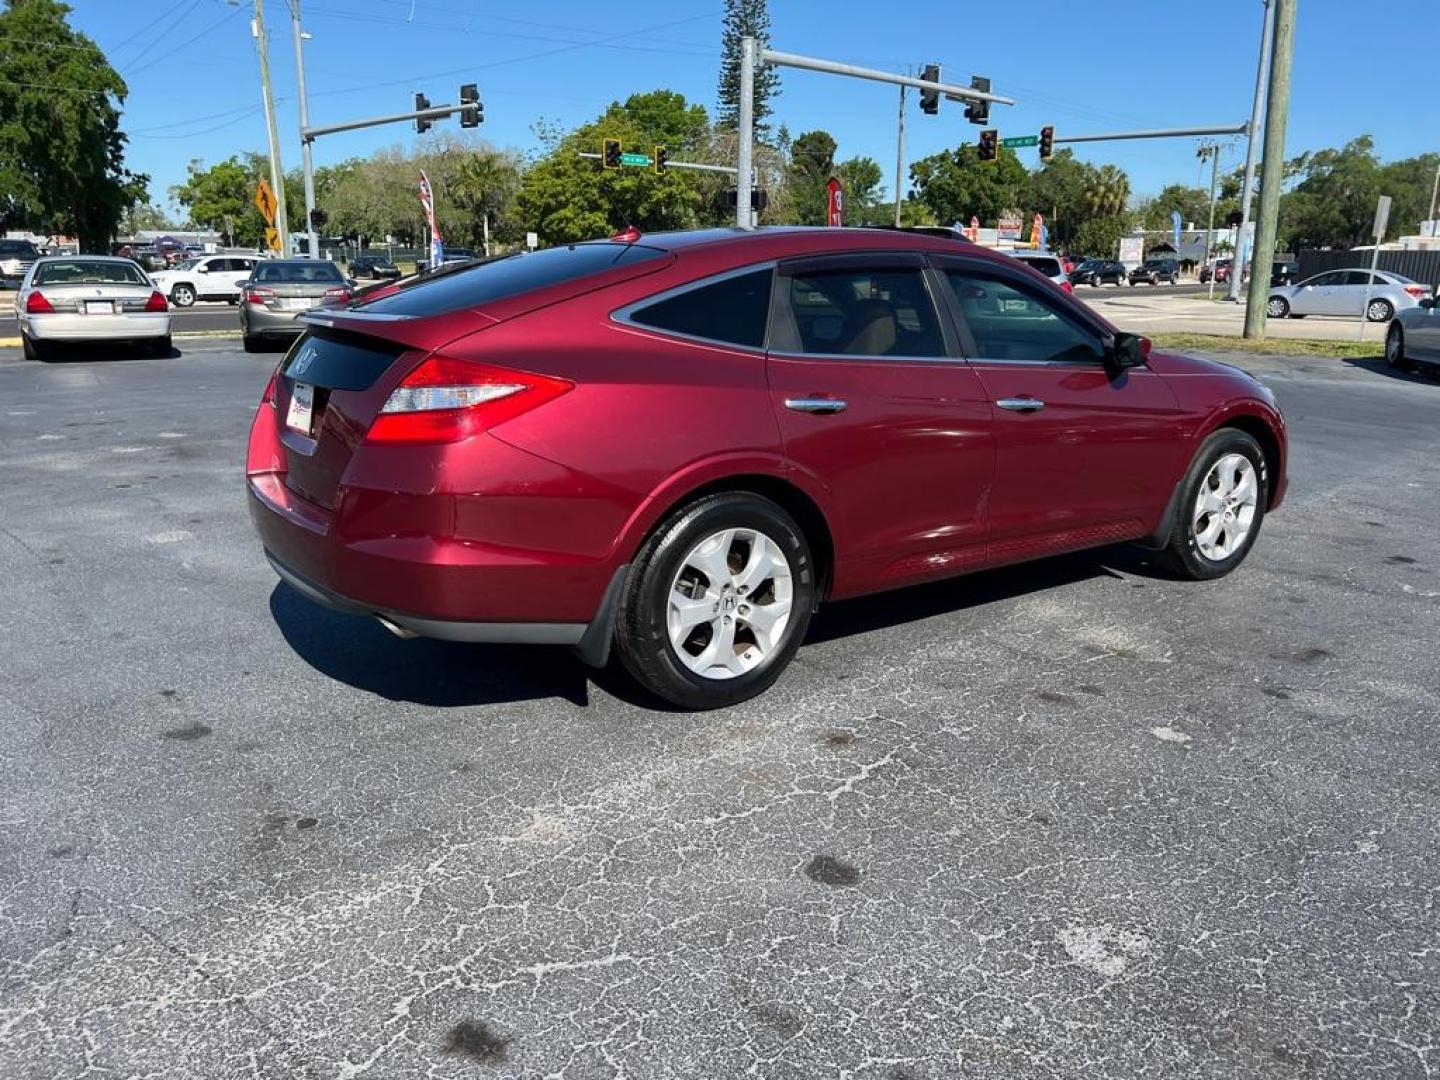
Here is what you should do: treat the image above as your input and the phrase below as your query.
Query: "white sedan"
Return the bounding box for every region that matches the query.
[1385,285,1440,373]
[16,256,171,362]
[1266,268,1429,322]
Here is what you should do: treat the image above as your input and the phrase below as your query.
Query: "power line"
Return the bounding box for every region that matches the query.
[124,3,244,78]
[128,100,275,134]
[103,0,195,59]
[118,0,205,72]
[0,77,112,96]
[130,105,265,139]
[0,33,98,52]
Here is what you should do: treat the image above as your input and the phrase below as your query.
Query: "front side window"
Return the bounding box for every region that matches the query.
[785,266,944,357]
[626,268,773,349]
[944,268,1104,364]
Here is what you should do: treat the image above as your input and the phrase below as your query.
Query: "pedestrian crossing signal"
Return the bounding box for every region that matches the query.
[978,129,998,163]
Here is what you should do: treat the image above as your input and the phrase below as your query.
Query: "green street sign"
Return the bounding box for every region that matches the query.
[1001,135,1039,148]
[619,152,652,167]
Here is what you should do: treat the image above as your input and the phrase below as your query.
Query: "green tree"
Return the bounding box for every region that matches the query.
[716,0,780,133]
[1137,184,1212,232]
[909,144,1029,226]
[1023,149,1090,248]
[516,91,712,245]
[119,202,173,235]
[785,129,837,225]
[0,0,146,250]
[1072,214,1134,260]
[1276,136,1437,249]
[1082,164,1131,219]
[836,157,885,224]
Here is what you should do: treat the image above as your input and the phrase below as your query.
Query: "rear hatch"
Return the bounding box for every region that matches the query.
[274,240,672,510]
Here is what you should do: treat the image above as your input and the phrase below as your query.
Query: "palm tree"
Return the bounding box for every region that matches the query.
[451,151,521,255]
[1083,165,1131,219]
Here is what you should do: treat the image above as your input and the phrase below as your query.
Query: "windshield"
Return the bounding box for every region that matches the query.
[0,240,40,258]
[172,259,199,271]
[254,261,345,284]
[35,260,147,286]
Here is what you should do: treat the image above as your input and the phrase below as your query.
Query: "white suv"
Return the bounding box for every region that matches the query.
[150,254,259,307]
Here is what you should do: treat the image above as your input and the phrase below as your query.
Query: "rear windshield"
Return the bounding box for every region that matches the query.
[1,240,40,257]
[358,243,666,317]
[254,261,345,284]
[1017,257,1061,276]
[35,260,147,285]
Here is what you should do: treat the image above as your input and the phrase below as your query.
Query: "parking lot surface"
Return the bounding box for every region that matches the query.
[1,342,1437,1079]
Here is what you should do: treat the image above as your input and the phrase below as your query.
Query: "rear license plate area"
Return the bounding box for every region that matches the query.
[85,301,114,315]
[286,382,315,435]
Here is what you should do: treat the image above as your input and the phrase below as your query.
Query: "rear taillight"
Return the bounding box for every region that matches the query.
[364,355,573,445]
[245,287,275,306]
[144,290,168,312]
[1404,285,1428,298]
[1061,281,1073,293]
[322,287,350,305]
[25,291,54,314]
[261,368,279,407]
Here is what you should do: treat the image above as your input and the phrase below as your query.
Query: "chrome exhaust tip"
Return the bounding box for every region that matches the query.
[376,615,418,640]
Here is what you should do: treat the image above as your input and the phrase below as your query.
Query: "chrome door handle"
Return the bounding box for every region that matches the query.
[996,397,1045,413]
[785,397,848,415]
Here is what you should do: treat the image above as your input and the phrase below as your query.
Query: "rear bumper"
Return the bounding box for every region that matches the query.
[23,313,170,340]
[241,305,314,337]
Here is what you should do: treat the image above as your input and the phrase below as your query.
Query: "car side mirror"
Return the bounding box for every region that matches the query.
[1109,331,1150,371]
[195,265,208,274]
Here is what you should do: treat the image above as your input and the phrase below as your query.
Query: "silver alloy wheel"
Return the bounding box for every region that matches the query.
[171,283,195,307]
[1267,297,1287,318]
[1366,299,1392,322]
[667,527,793,681]
[1192,453,1259,562]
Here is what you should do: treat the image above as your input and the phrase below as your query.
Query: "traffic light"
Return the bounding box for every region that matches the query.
[654,145,668,174]
[978,129,998,163]
[919,63,940,115]
[721,188,769,211]
[414,92,432,134]
[964,75,991,125]
[602,138,622,169]
[308,208,328,230]
[1038,125,1054,161]
[459,83,482,128]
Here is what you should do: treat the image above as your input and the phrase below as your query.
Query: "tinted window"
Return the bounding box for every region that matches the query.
[35,260,147,286]
[0,240,39,257]
[1340,270,1373,286]
[282,330,406,391]
[786,267,944,357]
[1016,256,1061,277]
[254,261,345,283]
[360,243,665,317]
[944,269,1104,363]
[1306,271,1343,287]
[627,268,772,349]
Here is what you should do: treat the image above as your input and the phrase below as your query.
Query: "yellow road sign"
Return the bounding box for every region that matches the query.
[255,179,277,225]
[264,226,281,251]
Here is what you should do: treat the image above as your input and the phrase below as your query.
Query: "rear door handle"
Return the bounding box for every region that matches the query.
[996,397,1045,413]
[785,397,848,415]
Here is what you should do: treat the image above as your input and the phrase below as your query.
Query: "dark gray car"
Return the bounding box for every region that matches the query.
[239,259,350,351]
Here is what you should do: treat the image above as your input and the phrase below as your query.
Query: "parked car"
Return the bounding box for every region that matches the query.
[0,238,41,288]
[15,255,170,361]
[1271,260,1298,286]
[150,254,260,307]
[1199,258,1232,284]
[1007,250,1073,293]
[247,227,1288,709]
[1384,286,1440,372]
[1129,258,1180,286]
[1070,259,1127,287]
[239,258,350,351]
[349,254,402,281]
[1266,269,1429,322]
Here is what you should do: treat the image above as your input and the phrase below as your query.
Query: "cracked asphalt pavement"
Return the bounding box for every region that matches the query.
[1,342,1437,1078]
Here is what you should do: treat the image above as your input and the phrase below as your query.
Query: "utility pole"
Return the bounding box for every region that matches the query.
[1244,0,1295,339]
[252,0,289,255]
[893,79,906,228]
[1200,142,1222,299]
[287,0,318,258]
[1227,0,1275,302]
[736,35,756,229]
[1428,159,1440,232]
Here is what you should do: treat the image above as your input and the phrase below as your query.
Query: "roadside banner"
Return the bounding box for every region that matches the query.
[1031,212,1047,249]
[1170,210,1182,250]
[419,170,443,266]
[825,176,844,227]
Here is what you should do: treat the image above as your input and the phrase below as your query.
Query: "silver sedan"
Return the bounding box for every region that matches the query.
[1267,268,1429,322]
[1385,286,1440,373]
[16,255,171,362]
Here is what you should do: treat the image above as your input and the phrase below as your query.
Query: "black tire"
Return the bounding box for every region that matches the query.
[614,492,817,710]
[1385,324,1410,370]
[242,335,262,353]
[170,283,195,307]
[150,335,172,357]
[1154,428,1269,581]
[21,335,49,362]
[1266,297,1289,319]
[1366,298,1394,323]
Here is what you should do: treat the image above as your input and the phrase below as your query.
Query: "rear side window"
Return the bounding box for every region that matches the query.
[1018,257,1061,277]
[359,243,665,317]
[625,268,772,349]
[785,267,944,358]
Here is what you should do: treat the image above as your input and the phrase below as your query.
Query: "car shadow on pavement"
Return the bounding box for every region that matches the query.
[1341,356,1439,382]
[268,583,592,708]
[806,545,1163,646]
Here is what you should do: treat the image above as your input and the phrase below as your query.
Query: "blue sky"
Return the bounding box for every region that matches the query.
[68,0,1433,215]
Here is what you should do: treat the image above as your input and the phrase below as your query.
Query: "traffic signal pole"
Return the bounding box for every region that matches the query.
[286,0,318,259]
[1227,0,1275,302]
[734,36,1015,230]
[893,80,906,228]
[1052,123,1249,144]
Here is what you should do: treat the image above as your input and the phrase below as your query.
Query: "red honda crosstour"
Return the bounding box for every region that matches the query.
[247,227,1287,709]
